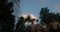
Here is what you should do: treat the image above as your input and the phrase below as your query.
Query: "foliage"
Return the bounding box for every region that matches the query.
[39,7,49,23]
[0,0,20,32]
[39,7,60,24]
[15,17,25,32]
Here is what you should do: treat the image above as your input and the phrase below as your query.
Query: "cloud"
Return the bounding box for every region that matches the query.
[21,14,28,19]
[21,14,37,19]
[30,14,37,19]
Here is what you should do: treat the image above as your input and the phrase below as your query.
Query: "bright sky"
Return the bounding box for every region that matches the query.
[14,0,60,19]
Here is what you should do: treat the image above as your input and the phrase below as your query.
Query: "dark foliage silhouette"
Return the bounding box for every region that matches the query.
[0,0,20,32]
[39,7,60,32]
[15,17,25,32]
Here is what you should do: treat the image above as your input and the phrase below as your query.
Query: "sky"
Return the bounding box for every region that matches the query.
[14,0,60,19]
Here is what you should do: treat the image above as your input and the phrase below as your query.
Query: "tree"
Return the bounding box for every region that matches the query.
[25,15,32,32]
[0,0,20,32]
[25,15,32,22]
[39,7,60,32]
[39,7,49,24]
[15,15,32,32]
[0,0,15,32]
[15,17,25,32]
[55,13,60,23]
